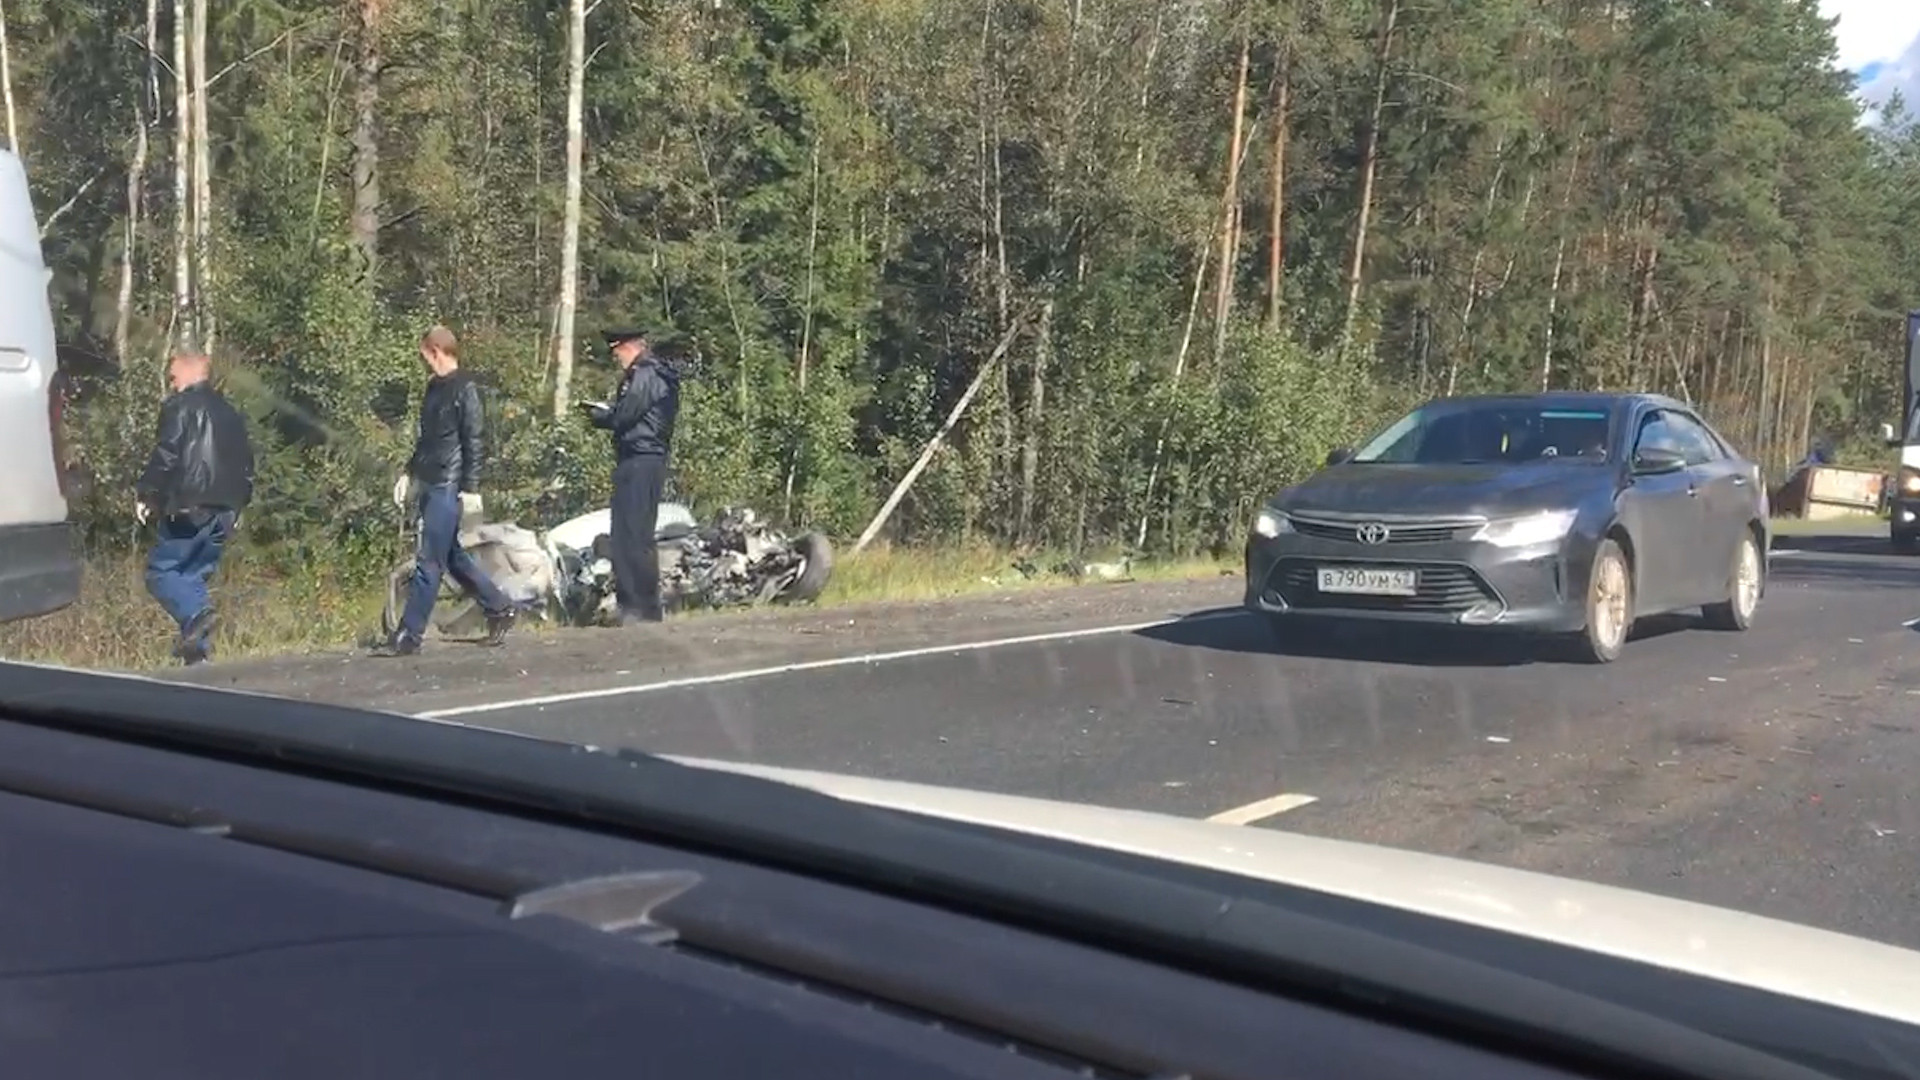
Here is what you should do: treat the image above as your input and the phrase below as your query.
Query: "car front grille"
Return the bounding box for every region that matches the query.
[1288,515,1479,545]
[1265,557,1500,614]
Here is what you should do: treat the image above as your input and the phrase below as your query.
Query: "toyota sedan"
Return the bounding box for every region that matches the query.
[1244,393,1769,663]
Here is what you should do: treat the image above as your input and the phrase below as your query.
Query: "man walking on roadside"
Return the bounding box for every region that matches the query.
[135,350,255,666]
[580,327,680,625]
[381,324,516,655]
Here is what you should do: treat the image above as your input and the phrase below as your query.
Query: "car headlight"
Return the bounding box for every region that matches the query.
[1900,466,1920,496]
[1472,509,1577,548]
[1252,508,1292,539]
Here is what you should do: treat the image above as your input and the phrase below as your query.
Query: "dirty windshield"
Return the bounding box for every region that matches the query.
[5,0,1920,1018]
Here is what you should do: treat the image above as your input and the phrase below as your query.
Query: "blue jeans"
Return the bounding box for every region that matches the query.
[145,510,235,642]
[397,483,511,640]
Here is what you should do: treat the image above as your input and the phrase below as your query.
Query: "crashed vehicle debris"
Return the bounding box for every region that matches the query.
[382,501,834,639]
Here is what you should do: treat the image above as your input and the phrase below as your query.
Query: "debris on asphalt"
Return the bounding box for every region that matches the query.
[1486,735,1511,743]
[1707,676,1728,683]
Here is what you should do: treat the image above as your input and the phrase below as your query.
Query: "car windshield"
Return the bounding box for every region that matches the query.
[1351,403,1613,465]
[5,0,1920,1066]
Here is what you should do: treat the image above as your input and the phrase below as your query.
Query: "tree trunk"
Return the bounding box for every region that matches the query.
[1017,296,1053,543]
[190,0,212,350]
[1211,24,1251,364]
[1538,135,1583,391]
[115,0,160,365]
[852,315,1027,557]
[171,0,193,349]
[1341,0,1399,346]
[1540,236,1566,391]
[0,0,18,156]
[783,141,822,521]
[349,0,383,286]
[551,0,585,420]
[1264,48,1291,331]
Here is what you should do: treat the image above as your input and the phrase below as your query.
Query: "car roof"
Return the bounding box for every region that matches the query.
[1426,391,1689,413]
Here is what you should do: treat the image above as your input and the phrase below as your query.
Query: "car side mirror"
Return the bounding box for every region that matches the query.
[1325,446,1355,467]
[1630,448,1686,476]
[1884,422,1900,448]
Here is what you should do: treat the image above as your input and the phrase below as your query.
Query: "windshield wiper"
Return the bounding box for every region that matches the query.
[0,661,1853,1080]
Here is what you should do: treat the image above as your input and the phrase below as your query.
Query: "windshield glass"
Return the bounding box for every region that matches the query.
[1351,403,1613,465]
[3,0,1919,1057]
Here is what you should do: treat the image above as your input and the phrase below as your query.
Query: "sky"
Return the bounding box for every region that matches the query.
[1825,0,1920,121]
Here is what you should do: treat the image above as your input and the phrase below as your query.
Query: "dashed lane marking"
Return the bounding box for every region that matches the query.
[1206,793,1320,826]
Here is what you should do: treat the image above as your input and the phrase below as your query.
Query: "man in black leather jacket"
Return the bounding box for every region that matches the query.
[135,351,255,665]
[381,325,516,655]
[580,327,681,624]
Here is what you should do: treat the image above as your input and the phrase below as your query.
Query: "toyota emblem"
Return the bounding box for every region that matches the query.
[1355,522,1390,545]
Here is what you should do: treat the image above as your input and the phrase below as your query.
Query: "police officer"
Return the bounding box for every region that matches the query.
[581,327,681,625]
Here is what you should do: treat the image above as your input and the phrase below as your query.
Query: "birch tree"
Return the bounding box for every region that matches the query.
[170,0,192,349]
[551,0,586,420]
[115,0,161,363]
[190,0,212,350]
[0,0,17,156]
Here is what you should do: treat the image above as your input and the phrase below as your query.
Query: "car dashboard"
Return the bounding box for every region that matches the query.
[0,702,1901,1080]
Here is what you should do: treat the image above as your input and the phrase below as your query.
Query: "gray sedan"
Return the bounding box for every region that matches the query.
[1243,393,1769,663]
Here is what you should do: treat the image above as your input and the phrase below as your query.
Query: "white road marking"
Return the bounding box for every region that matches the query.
[1206,793,1319,826]
[417,609,1251,719]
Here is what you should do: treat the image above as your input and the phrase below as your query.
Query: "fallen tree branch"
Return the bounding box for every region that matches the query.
[851,314,1029,557]
[40,149,131,238]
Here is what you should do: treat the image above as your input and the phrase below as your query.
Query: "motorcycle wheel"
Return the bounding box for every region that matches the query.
[380,558,412,639]
[382,560,481,640]
[773,531,834,604]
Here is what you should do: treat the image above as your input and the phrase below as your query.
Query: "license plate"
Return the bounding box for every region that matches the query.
[1316,566,1417,596]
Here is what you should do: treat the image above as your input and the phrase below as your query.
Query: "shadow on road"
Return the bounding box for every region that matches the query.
[1137,607,1697,667]
[1772,533,1893,556]
[1769,556,1920,590]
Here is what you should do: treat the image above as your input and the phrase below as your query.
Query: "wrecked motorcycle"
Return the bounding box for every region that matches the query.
[381,501,834,638]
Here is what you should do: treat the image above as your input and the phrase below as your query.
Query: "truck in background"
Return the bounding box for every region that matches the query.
[1880,310,1920,552]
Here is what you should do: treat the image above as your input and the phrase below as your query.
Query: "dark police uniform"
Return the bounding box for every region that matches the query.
[585,328,681,624]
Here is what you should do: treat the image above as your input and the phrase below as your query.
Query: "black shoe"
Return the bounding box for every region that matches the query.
[174,609,217,661]
[483,608,517,646]
[376,633,421,657]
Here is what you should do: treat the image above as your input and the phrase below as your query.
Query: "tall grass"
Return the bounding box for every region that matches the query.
[0,541,1230,670]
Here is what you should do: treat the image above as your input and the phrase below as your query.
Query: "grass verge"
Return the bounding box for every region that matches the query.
[0,541,1232,671]
[3,513,1874,672]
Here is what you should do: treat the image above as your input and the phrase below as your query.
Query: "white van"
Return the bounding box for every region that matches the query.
[0,147,80,623]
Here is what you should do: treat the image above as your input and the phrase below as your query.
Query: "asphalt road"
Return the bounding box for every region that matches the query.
[174,527,1920,951]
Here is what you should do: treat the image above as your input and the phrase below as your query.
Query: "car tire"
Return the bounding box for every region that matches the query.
[1701,530,1761,631]
[1570,538,1632,664]
[773,531,834,605]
